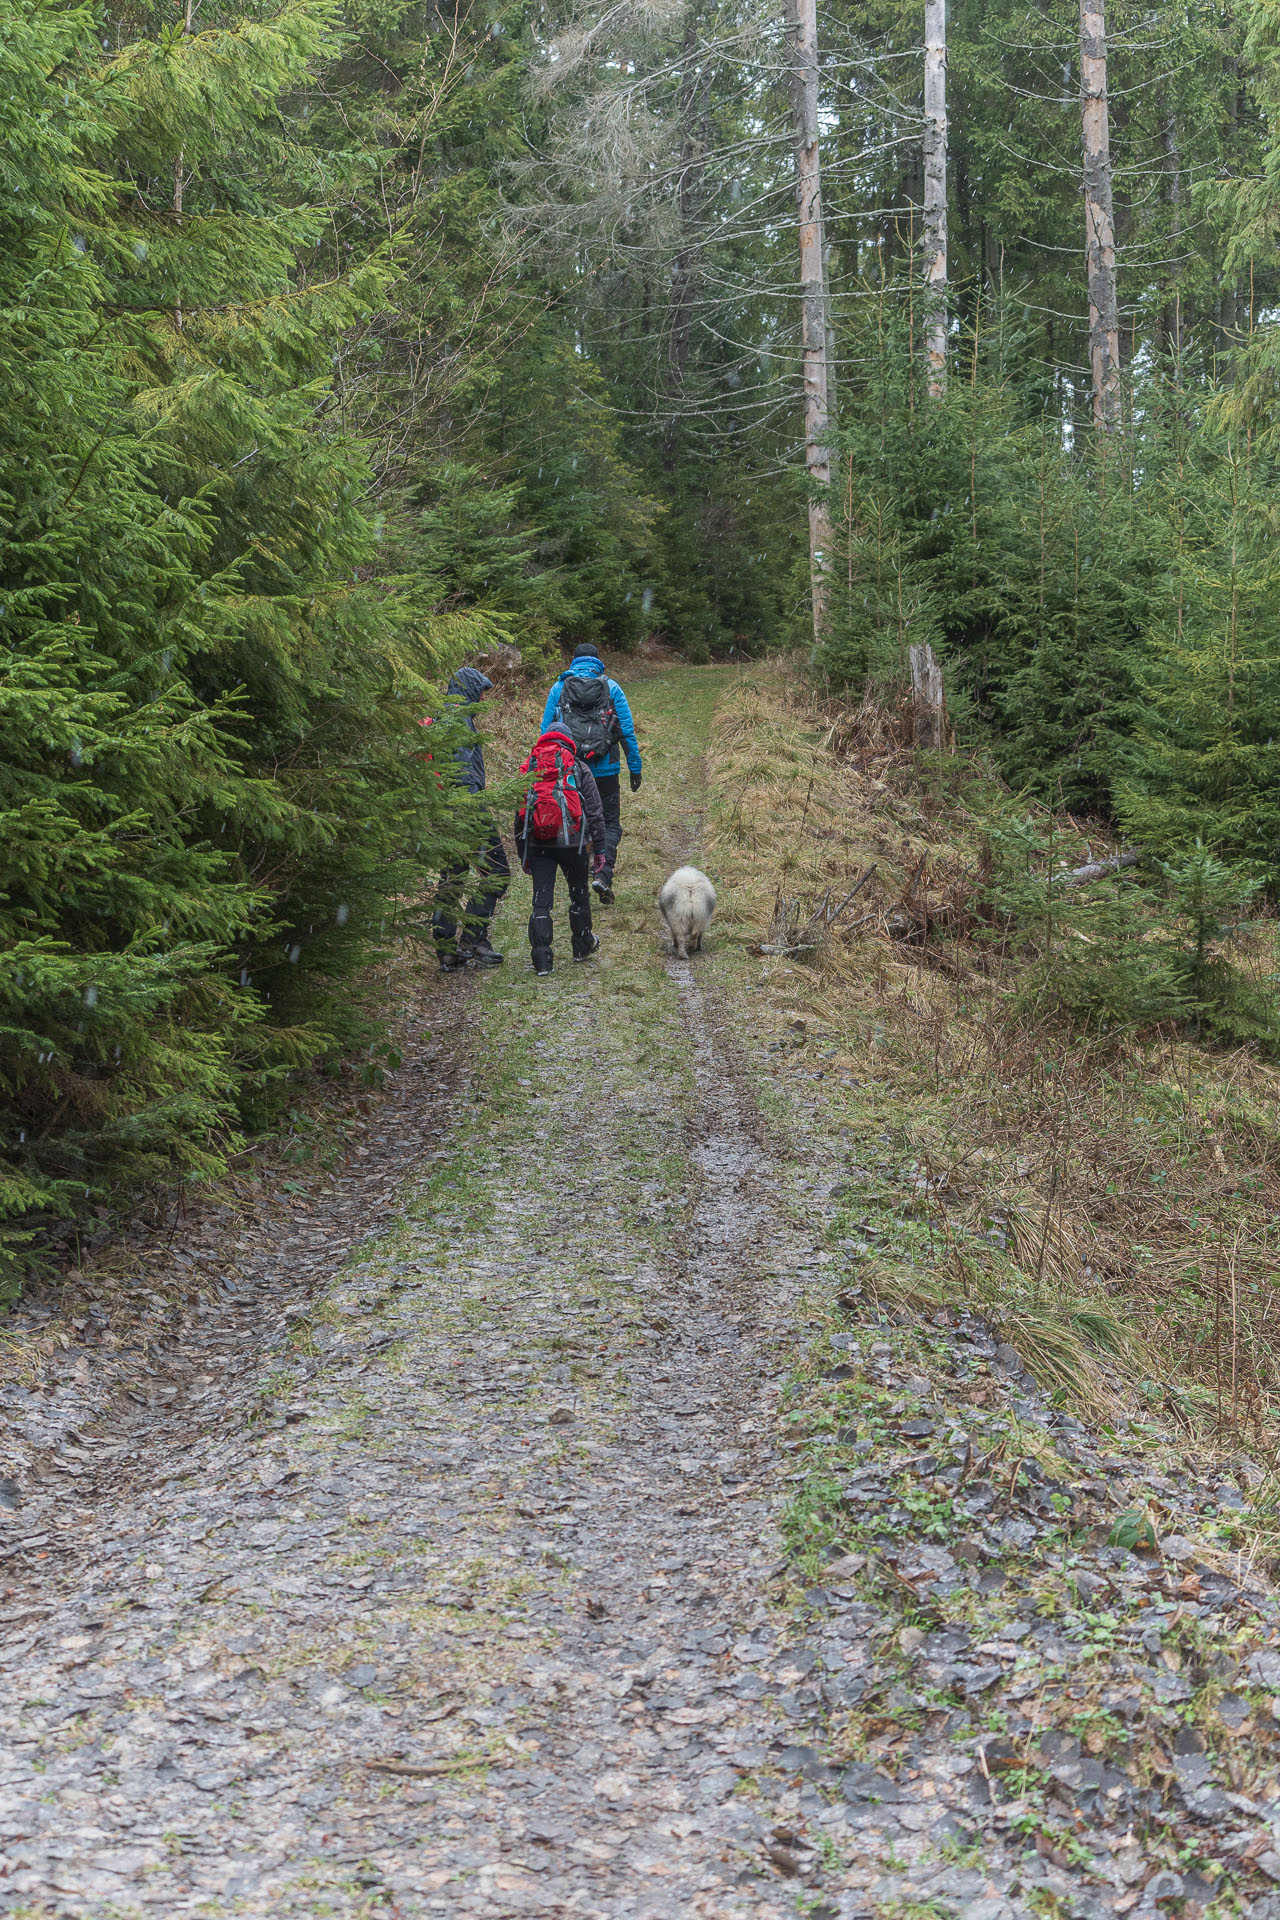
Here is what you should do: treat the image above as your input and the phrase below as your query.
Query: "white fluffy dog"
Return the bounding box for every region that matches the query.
[659,866,717,959]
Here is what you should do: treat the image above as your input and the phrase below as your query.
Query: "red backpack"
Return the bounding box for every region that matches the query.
[417,714,443,783]
[518,729,585,848]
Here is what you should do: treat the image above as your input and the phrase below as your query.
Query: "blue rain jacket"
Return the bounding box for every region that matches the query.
[540,655,642,779]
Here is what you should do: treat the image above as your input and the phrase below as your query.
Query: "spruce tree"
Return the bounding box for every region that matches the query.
[0,0,496,1283]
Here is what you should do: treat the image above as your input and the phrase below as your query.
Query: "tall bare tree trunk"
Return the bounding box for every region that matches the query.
[1079,2,1120,430]
[785,0,832,642]
[662,18,710,473]
[923,0,948,396]
[173,0,193,329]
[1159,100,1182,362]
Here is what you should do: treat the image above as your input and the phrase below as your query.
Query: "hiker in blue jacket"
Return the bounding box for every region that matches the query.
[539,645,642,904]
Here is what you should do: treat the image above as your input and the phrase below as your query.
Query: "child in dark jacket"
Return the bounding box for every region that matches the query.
[514,727,608,975]
[425,666,510,972]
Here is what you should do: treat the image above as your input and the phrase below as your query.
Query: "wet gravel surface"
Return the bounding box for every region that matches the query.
[0,944,843,1918]
[3,669,1280,1919]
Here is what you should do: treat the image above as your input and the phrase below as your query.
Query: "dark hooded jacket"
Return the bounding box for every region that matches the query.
[444,667,492,793]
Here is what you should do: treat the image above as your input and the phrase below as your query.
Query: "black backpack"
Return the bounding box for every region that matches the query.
[557,675,621,765]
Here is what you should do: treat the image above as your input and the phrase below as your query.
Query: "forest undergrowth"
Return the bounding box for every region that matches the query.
[707,666,1280,1530]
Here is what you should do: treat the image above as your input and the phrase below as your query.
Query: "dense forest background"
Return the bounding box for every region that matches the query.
[4,0,1280,1280]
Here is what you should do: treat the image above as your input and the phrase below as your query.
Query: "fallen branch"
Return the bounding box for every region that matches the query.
[759,865,878,956]
[826,863,879,922]
[1051,850,1141,889]
[366,1754,502,1778]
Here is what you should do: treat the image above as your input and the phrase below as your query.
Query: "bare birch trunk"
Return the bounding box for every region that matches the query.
[923,0,948,396]
[785,0,832,641]
[1079,2,1120,430]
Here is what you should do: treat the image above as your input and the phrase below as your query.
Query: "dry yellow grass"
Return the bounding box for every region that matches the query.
[707,664,1280,1458]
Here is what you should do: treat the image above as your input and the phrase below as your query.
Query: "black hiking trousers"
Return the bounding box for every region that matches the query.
[527,846,594,970]
[593,773,622,883]
[433,828,511,955]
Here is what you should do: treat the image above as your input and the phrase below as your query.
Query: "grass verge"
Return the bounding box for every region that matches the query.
[705,663,1280,1472]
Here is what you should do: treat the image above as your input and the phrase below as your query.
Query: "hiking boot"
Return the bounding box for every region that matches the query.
[467,937,505,967]
[438,952,468,974]
[591,877,615,905]
[573,933,601,963]
[533,961,553,977]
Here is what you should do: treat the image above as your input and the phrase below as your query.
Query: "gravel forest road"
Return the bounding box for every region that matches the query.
[3,668,1280,1920]
[0,670,841,1919]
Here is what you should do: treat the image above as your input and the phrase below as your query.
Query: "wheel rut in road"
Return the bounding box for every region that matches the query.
[0,995,464,1521]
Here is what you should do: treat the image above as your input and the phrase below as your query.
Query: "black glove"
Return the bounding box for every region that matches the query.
[630,770,642,793]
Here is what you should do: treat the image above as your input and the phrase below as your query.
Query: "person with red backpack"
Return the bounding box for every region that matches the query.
[514,726,608,975]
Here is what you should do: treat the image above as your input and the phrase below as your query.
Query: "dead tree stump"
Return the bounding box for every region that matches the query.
[909,642,948,751]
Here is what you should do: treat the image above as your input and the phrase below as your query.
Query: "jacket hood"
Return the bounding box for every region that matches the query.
[562,654,605,680]
[536,726,578,752]
[447,666,493,703]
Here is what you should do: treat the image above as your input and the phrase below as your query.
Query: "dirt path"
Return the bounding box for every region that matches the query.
[3,668,1279,1920]
[0,671,823,1918]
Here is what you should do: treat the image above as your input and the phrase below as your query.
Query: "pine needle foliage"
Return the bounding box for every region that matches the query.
[0,0,495,1288]
[818,304,1155,814]
[1116,418,1280,880]
[818,295,1280,919]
